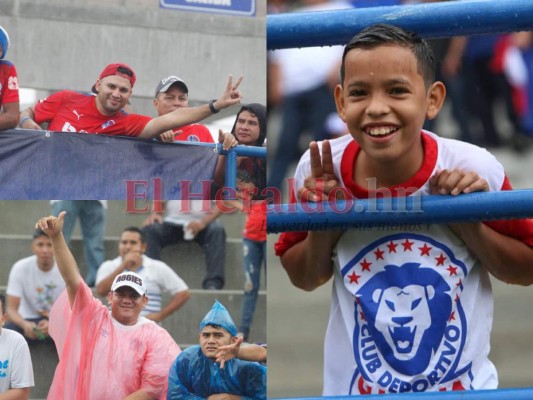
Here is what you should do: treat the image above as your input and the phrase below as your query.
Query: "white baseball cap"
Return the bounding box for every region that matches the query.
[111,271,146,296]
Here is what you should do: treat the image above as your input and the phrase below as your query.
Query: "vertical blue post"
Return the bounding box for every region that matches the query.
[225,148,238,191]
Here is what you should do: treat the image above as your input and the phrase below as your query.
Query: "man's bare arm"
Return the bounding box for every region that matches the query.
[146,290,190,323]
[0,387,31,400]
[6,296,37,340]
[36,212,81,307]
[18,106,42,130]
[0,101,19,130]
[122,389,155,400]
[139,75,243,139]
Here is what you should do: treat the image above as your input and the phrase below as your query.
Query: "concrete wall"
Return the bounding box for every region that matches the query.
[0,0,266,116]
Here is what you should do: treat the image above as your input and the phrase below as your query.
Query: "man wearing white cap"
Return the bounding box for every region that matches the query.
[96,226,190,323]
[0,25,20,130]
[36,211,180,400]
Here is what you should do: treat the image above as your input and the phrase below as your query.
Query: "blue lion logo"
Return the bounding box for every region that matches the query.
[356,263,452,376]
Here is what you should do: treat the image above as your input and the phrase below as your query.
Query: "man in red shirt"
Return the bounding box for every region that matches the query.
[0,25,20,130]
[18,63,242,140]
[153,75,214,143]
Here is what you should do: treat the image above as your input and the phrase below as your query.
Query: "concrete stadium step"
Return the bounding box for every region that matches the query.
[0,235,264,291]
[0,201,246,237]
[0,201,253,291]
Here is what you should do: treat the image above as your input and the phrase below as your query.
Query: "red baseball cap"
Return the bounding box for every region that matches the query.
[92,63,136,93]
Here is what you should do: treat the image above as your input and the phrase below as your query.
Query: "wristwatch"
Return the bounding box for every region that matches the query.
[209,99,219,114]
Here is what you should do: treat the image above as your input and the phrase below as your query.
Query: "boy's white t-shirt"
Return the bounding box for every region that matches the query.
[291,131,512,395]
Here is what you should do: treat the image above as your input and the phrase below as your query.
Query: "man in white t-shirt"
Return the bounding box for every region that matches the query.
[95,226,190,322]
[142,200,226,290]
[6,229,65,343]
[0,293,34,397]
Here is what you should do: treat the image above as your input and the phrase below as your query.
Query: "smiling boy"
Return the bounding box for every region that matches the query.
[275,24,533,395]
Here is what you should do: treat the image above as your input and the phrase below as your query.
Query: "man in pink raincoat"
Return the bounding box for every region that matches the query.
[37,211,181,400]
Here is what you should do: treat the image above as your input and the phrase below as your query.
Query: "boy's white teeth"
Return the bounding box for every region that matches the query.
[368,127,396,136]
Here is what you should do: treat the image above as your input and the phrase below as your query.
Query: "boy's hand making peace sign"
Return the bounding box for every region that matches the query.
[298,140,346,203]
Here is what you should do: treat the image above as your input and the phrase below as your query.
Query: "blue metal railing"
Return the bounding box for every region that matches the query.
[267,0,533,50]
[273,387,533,400]
[267,190,533,233]
[216,144,266,190]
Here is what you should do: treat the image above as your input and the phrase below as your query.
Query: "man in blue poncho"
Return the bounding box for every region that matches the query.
[167,300,266,400]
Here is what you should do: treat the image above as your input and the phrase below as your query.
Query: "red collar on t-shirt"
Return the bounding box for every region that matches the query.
[340,132,437,199]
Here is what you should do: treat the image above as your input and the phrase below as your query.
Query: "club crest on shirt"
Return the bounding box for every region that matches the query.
[341,233,472,394]
[8,76,18,90]
[187,135,200,142]
[101,120,115,130]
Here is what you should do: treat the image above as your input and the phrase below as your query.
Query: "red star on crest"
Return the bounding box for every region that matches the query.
[449,311,456,321]
[374,248,384,260]
[435,253,447,266]
[348,271,361,284]
[454,294,460,303]
[387,241,398,253]
[456,278,463,287]
[360,258,372,271]
[401,239,414,251]
[359,310,366,321]
[447,265,458,276]
[419,243,432,256]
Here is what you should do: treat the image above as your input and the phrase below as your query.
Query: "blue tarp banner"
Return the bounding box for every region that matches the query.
[0,129,219,199]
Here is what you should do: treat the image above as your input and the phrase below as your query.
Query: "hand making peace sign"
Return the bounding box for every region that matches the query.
[298,140,346,203]
[216,75,244,109]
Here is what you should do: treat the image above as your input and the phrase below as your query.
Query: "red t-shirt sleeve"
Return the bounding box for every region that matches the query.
[1,62,19,104]
[483,176,533,246]
[33,91,67,125]
[275,231,308,257]
[122,114,153,137]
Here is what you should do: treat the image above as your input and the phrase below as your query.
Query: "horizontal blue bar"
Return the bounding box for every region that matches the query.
[217,144,266,158]
[272,387,533,400]
[267,0,533,50]
[266,190,533,233]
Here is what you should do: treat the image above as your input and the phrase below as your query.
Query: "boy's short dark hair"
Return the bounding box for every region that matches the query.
[340,24,436,88]
[237,169,256,186]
